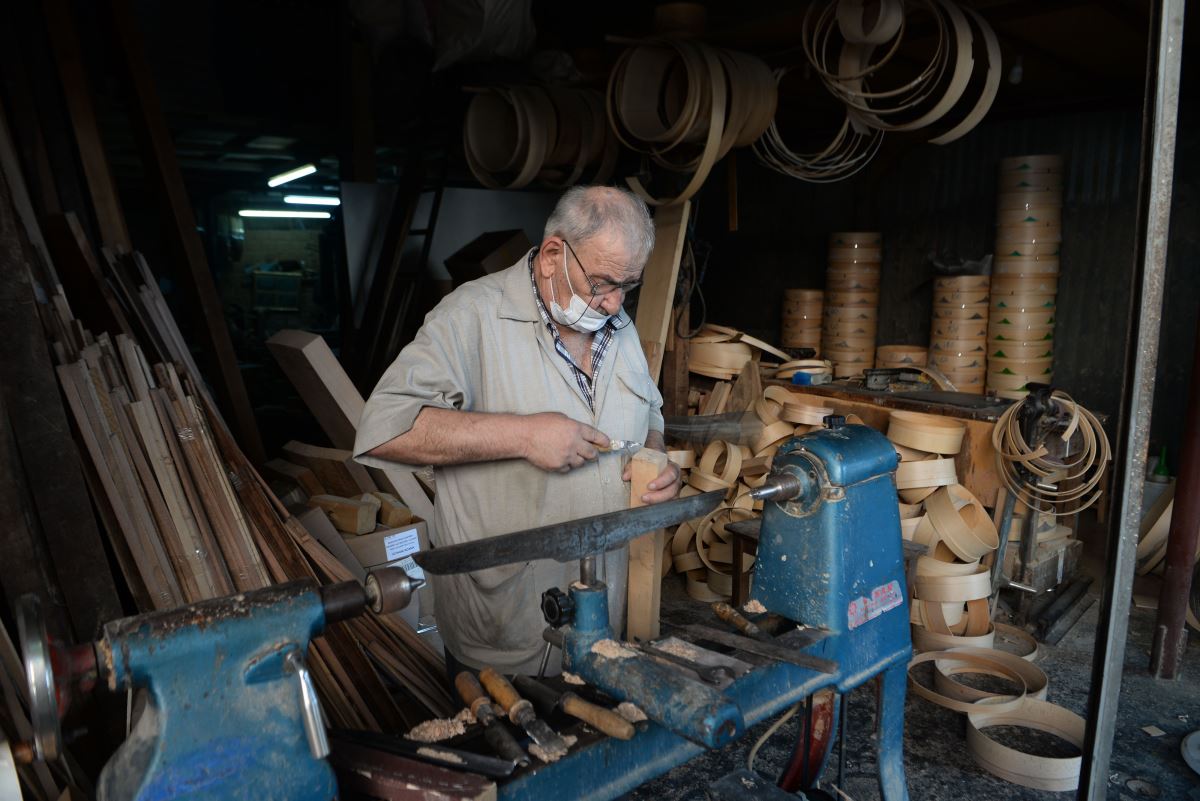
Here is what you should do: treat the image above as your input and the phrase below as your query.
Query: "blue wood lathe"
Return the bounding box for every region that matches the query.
[498,419,912,800]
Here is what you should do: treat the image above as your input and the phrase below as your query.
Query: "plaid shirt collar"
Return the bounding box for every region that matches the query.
[528,253,618,412]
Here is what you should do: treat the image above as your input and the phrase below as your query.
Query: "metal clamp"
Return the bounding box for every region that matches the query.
[285,649,329,759]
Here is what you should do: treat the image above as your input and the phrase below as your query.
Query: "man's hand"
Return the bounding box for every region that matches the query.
[521,412,611,472]
[622,451,682,505]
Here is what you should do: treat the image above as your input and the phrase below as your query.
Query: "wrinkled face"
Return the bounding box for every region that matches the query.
[538,232,644,318]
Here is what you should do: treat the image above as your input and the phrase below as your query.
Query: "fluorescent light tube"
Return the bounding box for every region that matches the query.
[284,195,341,206]
[238,209,331,219]
[266,163,317,187]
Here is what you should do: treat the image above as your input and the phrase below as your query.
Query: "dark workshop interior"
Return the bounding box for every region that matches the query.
[1,0,1199,800]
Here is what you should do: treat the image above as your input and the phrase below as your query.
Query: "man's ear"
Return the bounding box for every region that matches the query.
[536,237,564,277]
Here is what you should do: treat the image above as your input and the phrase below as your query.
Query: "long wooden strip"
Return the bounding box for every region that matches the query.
[147,388,233,600]
[57,362,181,608]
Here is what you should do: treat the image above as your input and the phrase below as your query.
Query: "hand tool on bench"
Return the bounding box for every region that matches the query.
[711,602,771,642]
[676,624,838,674]
[330,728,518,778]
[479,668,569,760]
[632,643,733,685]
[455,672,531,767]
[512,676,635,740]
[14,567,424,801]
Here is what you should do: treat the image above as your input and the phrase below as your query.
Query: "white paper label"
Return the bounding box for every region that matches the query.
[383,527,423,581]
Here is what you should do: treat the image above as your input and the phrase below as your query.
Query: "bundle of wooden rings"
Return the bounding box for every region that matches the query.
[929,274,990,394]
[666,386,834,601]
[822,231,881,377]
[464,86,618,189]
[876,345,928,370]
[988,154,1062,399]
[687,323,792,380]
[866,406,1074,792]
[780,289,823,352]
[606,39,776,206]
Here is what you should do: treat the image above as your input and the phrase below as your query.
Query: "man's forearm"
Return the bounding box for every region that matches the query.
[366,407,530,466]
[645,428,666,453]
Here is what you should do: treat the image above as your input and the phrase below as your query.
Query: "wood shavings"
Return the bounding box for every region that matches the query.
[654,639,699,659]
[416,746,465,764]
[529,734,578,764]
[561,671,585,685]
[590,639,636,659]
[616,702,647,723]
[743,598,767,614]
[407,708,474,742]
[1143,725,1166,737]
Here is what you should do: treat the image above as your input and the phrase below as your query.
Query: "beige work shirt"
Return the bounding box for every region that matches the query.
[354,255,664,675]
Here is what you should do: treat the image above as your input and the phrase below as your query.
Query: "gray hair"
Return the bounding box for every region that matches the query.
[543,186,656,270]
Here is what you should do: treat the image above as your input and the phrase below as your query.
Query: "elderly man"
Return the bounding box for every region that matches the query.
[354,186,681,675]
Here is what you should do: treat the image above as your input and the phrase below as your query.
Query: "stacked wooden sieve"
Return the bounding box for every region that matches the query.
[988,155,1062,399]
[822,232,882,377]
[929,275,990,394]
[780,289,823,353]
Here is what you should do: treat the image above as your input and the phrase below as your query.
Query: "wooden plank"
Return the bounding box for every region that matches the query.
[282,441,377,498]
[295,506,366,583]
[266,329,360,448]
[635,201,690,383]
[0,165,122,638]
[308,495,377,535]
[265,329,437,529]
[263,458,325,497]
[41,0,132,252]
[105,0,264,463]
[727,359,762,414]
[626,448,670,642]
[42,213,133,337]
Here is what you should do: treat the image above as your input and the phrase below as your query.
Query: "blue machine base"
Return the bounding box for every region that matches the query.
[498,654,910,801]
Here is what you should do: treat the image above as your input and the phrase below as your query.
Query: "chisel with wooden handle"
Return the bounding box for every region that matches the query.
[711,602,772,642]
[479,667,569,759]
[454,672,530,767]
[512,675,635,740]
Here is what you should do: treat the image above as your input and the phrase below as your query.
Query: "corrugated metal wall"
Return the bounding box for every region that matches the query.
[692,107,1198,461]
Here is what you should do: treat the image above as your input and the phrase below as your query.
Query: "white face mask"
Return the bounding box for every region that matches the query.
[549,248,611,333]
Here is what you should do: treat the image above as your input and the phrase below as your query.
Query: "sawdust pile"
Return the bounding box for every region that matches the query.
[616,702,647,723]
[407,707,475,742]
[416,746,465,764]
[654,639,698,659]
[529,734,578,764]
[561,671,586,685]
[743,598,767,614]
[590,639,635,659]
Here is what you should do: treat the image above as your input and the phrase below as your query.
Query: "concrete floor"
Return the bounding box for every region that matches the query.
[623,573,1200,800]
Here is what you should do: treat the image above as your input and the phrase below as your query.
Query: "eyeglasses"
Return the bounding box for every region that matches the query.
[563,239,642,296]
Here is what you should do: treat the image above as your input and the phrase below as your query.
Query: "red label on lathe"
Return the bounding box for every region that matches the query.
[847,580,904,630]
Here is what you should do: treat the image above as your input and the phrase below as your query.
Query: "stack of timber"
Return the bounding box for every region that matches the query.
[46,292,452,727]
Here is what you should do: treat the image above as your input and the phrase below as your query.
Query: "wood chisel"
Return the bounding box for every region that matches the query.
[329,728,518,778]
[596,439,641,455]
[454,672,530,767]
[512,675,635,740]
[479,668,569,759]
[711,602,772,642]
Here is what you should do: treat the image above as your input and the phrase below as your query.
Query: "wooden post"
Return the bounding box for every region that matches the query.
[635,202,690,383]
[627,448,670,642]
